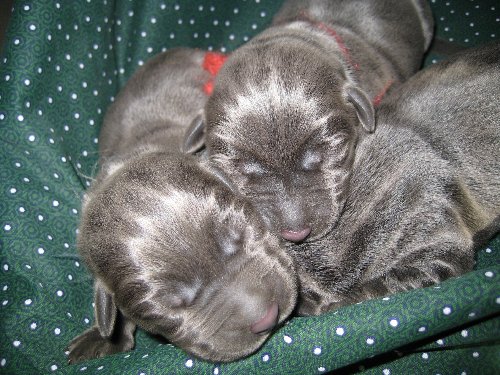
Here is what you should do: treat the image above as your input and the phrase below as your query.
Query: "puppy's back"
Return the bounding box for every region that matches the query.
[377,42,500,212]
[99,48,210,159]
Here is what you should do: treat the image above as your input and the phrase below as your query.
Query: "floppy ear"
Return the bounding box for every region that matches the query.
[206,164,239,193]
[94,280,117,339]
[181,113,206,154]
[344,85,376,133]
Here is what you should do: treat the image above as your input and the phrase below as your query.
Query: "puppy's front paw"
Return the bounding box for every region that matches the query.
[66,326,134,364]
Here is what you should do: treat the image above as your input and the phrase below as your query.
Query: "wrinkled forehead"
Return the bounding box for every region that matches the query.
[212,77,335,159]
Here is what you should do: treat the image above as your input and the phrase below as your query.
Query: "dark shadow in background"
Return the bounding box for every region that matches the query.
[0,0,14,55]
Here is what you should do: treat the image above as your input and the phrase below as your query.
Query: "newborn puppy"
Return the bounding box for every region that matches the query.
[67,48,297,363]
[290,43,500,315]
[199,0,434,243]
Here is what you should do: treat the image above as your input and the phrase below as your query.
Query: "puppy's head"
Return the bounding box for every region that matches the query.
[203,40,374,242]
[78,152,297,362]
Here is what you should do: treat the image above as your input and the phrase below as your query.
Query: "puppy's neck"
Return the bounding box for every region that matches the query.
[285,11,394,107]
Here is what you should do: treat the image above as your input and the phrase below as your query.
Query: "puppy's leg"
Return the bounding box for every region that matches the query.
[67,280,136,363]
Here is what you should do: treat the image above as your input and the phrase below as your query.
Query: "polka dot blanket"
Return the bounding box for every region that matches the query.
[1,1,499,374]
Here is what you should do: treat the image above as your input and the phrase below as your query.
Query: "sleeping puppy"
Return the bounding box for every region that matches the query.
[67,48,297,363]
[290,43,500,315]
[198,0,434,243]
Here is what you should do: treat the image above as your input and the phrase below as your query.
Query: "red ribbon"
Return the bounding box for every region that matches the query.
[202,52,228,95]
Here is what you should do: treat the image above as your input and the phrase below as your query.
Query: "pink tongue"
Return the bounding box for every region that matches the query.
[280,227,311,242]
[250,302,279,334]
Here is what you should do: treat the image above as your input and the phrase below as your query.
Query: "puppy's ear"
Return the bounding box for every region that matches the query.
[182,113,206,154]
[207,164,239,193]
[344,85,375,133]
[94,280,117,339]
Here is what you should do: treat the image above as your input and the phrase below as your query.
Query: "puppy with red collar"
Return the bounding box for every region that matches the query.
[195,0,434,244]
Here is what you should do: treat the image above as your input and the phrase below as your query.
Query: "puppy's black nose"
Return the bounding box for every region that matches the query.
[280,227,311,242]
[250,302,279,334]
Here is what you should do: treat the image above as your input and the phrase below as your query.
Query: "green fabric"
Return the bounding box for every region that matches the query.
[0,0,498,374]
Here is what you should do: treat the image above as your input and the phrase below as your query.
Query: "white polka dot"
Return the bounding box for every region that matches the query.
[262,354,270,362]
[185,359,193,368]
[484,271,494,278]
[54,328,61,335]
[313,347,322,355]
[13,340,21,347]
[318,367,326,372]
[472,352,479,358]
[213,367,219,375]
[366,337,375,345]
[485,248,492,253]
[383,369,391,375]
[283,335,292,344]
[24,299,32,305]
[418,326,426,333]
[30,322,37,329]
[389,318,399,327]
[9,187,16,194]
[442,306,452,315]
[1,358,6,367]
[461,330,468,338]
[436,339,444,345]
[50,364,58,371]
[37,247,45,255]
[422,353,429,360]
[17,114,24,122]
[56,290,64,297]
[335,327,345,336]
[4,224,11,231]
[496,297,500,304]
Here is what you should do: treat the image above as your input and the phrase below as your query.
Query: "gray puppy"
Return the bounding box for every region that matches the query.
[67,48,297,363]
[291,43,500,315]
[197,0,434,243]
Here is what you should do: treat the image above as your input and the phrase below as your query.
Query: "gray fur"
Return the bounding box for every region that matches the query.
[202,0,434,243]
[67,48,297,363]
[291,43,500,315]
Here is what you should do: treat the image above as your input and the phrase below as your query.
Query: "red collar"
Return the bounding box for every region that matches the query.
[297,11,392,106]
[202,52,228,95]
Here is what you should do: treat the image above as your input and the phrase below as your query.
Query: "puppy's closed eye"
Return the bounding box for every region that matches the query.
[217,228,244,255]
[300,150,322,171]
[216,221,244,256]
[239,161,268,177]
[167,280,202,308]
